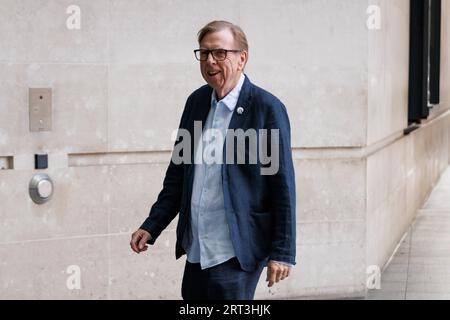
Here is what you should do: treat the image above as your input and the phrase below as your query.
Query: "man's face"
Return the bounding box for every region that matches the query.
[199,29,247,99]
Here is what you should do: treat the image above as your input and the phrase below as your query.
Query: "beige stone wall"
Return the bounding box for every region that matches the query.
[0,0,449,299]
[365,0,450,289]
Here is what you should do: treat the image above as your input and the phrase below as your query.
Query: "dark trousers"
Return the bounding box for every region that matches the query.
[181,257,265,300]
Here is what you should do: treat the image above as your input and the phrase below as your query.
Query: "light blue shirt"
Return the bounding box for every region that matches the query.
[183,73,246,269]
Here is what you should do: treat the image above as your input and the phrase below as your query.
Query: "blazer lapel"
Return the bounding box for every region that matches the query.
[227,74,253,131]
[222,75,253,167]
[189,86,213,162]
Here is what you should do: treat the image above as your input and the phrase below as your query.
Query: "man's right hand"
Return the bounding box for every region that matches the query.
[130,229,151,254]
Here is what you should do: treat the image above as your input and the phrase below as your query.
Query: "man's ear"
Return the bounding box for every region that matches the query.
[238,50,248,71]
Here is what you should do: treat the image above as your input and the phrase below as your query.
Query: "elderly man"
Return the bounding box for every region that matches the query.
[130,20,296,300]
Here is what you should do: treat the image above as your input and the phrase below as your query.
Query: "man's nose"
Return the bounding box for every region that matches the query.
[206,52,216,64]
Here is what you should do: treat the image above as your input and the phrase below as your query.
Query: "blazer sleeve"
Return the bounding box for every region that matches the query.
[266,101,297,265]
[139,96,192,245]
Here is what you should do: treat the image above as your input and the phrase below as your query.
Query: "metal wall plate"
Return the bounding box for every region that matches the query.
[29,88,52,132]
[29,173,54,204]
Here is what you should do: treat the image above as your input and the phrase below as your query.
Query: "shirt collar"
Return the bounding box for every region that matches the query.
[211,73,246,112]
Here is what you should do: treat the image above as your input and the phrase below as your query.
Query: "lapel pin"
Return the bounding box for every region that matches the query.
[237,107,244,115]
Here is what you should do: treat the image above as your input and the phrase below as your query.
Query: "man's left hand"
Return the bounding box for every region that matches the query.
[266,261,292,287]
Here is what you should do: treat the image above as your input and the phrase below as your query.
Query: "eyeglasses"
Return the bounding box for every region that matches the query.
[194,48,242,61]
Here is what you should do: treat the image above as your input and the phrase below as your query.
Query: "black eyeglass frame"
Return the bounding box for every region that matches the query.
[194,48,243,61]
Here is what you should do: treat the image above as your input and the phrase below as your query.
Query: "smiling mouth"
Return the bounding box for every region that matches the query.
[207,71,220,76]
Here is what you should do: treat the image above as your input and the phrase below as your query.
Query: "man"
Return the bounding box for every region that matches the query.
[130,20,296,300]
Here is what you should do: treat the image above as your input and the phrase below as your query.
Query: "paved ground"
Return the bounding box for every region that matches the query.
[367,166,450,299]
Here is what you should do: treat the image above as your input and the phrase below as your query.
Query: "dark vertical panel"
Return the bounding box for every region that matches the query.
[408,0,428,122]
[422,0,430,114]
[429,0,441,104]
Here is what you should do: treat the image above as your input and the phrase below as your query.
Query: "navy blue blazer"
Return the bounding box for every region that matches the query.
[140,75,296,272]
